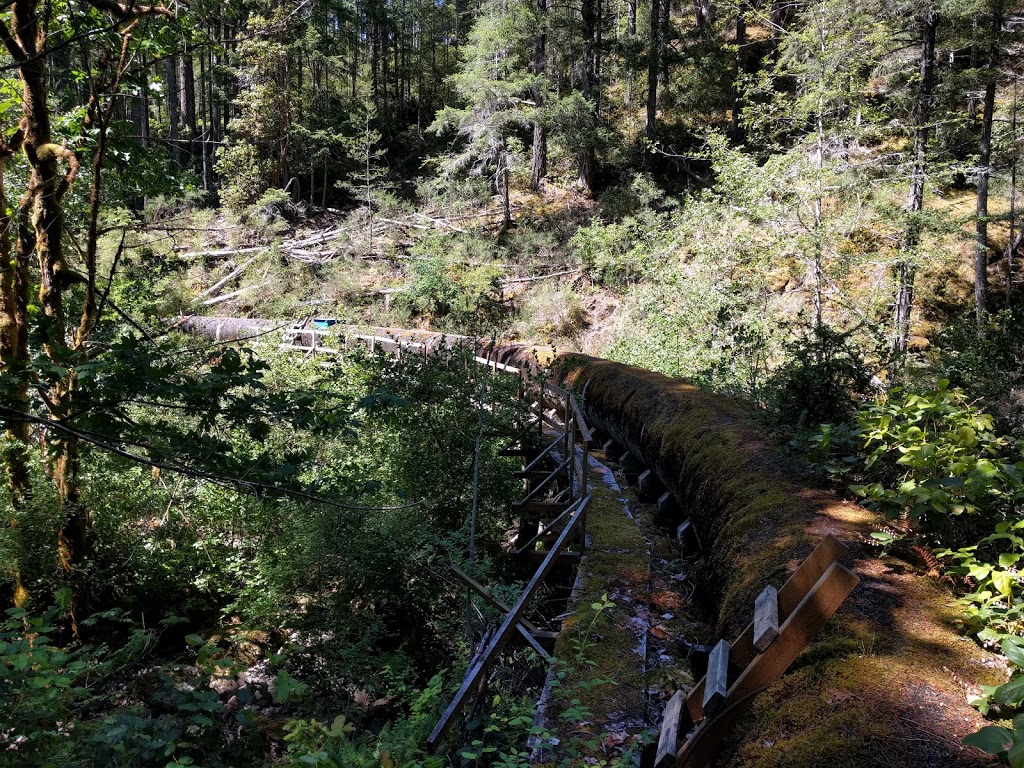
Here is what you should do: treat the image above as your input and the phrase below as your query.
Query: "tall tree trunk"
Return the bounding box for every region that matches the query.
[499,142,512,229]
[168,55,181,164]
[975,6,1000,333]
[893,7,937,353]
[7,0,88,600]
[0,139,31,608]
[693,0,711,27]
[180,49,197,164]
[1008,78,1019,305]
[530,0,547,190]
[579,0,598,191]
[625,0,636,105]
[660,0,669,87]
[730,6,746,142]
[646,0,660,144]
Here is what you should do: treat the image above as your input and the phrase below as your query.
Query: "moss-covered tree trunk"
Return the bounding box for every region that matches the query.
[0,0,171,613]
[0,133,31,607]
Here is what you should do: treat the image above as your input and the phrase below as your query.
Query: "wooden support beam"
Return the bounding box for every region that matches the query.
[601,438,619,455]
[449,564,552,661]
[677,520,698,552]
[512,500,573,516]
[702,639,729,716]
[570,398,594,442]
[427,496,591,752]
[515,499,584,554]
[676,562,859,768]
[753,586,780,653]
[683,535,850,725]
[657,491,680,519]
[521,457,571,503]
[638,469,664,501]
[530,629,560,643]
[655,690,685,768]
[449,564,539,633]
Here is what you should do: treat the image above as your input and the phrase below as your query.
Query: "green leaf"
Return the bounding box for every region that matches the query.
[1010,734,1024,768]
[1004,639,1024,669]
[994,676,1024,706]
[963,725,1013,754]
[273,670,309,704]
[992,571,1015,598]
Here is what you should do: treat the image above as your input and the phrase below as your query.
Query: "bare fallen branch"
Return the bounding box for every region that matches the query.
[192,255,260,304]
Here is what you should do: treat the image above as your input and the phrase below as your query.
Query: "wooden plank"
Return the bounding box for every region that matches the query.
[570,397,594,442]
[601,438,619,454]
[536,410,565,431]
[702,639,729,716]
[657,491,680,518]
[515,498,584,554]
[530,629,560,644]
[638,469,664,500]
[730,534,848,669]
[655,690,685,768]
[512,500,573,516]
[521,457,571,502]
[677,520,698,552]
[473,356,521,374]
[544,383,572,400]
[676,562,859,768]
[753,586,780,653]
[448,564,539,633]
[427,496,591,752]
[777,535,849,620]
[683,535,849,723]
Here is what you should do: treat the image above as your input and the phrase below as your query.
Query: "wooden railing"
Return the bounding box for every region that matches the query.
[273,322,598,754]
[650,535,858,768]
[429,376,596,751]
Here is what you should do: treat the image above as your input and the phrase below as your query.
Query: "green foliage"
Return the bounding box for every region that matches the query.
[570,216,661,288]
[809,382,1024,756]
[281,675,447,767]
[818,382,1023,530]
[935,308,1024,434]
[216,140,275,209]
[765,325,877,428]
[403,245,509,331]
[0,607,269,767]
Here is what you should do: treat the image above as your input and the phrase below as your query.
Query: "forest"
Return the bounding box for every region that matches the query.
[2,0,1024,764]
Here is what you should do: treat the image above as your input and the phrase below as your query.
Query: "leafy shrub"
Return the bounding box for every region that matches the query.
[934,307,1024,435]
[765,324,876,428]
[404,254,507,331]
[809,383,1024,758]
[570,217,656,288]
[841,382,1022,529]
[215,140,272,210]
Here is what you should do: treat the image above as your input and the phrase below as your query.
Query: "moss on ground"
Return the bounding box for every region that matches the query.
[549,476,649,747]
